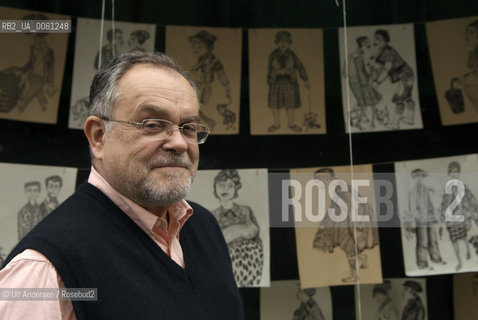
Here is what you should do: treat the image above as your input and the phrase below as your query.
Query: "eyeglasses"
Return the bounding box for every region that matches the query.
[104,118,210,144]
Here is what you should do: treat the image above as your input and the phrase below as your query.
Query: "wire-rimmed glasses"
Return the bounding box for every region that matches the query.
[104,118,211,144]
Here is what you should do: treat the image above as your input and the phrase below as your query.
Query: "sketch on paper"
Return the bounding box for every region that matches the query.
[0,7,69,124]
[166,26,242,134]
[266,31,311,133]
[339,24,422,133]
[356,278,427,320]
[395,154,478,276]
[292,165,382,288]
[69,18,156,129]
[186,168,270,287]
[249,28,326,135]
[0,163,77,256]
[260,280,332,320]
[312,168,379,283]
[427,16,478,125]
[453,273,478,320]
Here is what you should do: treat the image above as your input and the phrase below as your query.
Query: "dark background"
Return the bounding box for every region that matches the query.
[1,0,477,318]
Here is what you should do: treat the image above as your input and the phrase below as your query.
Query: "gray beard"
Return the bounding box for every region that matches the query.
[142,170,193,206]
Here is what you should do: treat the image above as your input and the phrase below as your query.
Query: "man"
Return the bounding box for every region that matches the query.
[39,175,63,219]
[17,181,42,240]
[406,168,446,270]
[94,28,124,69]
[0,51,244,319]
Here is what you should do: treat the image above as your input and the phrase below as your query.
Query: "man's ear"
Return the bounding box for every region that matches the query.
[84,116,106,160]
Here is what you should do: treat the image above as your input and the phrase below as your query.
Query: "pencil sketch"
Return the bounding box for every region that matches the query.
[212,169,263,287]
[427,16,478,125]
[267,31,310,133]
[0,163,77,257]
[94,28,124,69]
[186,168,270,287]
[356,278,427,320]
[128,30,150,52]
[401,280,426,320]
[17,181,42,240]
[396,154,478,276]
[248,28,326,135]
[372,280,400,320]
[339,24,422,133]
[440,20,478,116]
[69,18,155,129]
[439,161,478,271]
[293,287,326,320]
[166,26,242,134]
[0,7,68,124]
[312,168,379,283]
[17,175,63,240]
[188,30,235,131]
[260,280,333,320]
[457,20,478,113]
[405,168,447,270]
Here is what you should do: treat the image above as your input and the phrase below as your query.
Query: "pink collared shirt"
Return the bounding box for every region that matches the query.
[0,167,193,320]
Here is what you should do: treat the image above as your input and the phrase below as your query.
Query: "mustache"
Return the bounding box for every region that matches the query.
[148,154,193,169]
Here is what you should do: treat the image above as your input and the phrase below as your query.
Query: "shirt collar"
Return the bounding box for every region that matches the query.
[87,166,193,240]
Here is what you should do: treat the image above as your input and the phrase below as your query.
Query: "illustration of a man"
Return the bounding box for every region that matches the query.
[345,36,382,130]
[372,29,415,128]
[188,30,233,130]
[267,31,309,133]
[17,181,42,240]
[39,175,63,219]
[94,28,124,69]
[406,168,446,270]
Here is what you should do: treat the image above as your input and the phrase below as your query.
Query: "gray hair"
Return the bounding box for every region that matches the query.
[88,51,198,120]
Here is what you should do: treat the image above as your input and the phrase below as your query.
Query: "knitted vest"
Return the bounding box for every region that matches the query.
[3,183,244,320]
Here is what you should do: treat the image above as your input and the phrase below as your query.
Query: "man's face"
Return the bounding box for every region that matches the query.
[98,64,200,211]
[25,185,40,202]
[46,181,61,198]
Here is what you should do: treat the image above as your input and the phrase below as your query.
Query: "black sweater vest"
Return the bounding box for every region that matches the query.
[3,183,244,320]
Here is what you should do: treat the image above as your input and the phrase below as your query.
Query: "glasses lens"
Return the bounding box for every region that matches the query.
[142,119,169,135]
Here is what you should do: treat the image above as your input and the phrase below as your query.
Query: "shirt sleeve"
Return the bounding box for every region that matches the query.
[0,249,75,320]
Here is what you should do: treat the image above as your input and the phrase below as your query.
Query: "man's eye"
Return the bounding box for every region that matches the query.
[182,124,198,134]
[143,120,166,130]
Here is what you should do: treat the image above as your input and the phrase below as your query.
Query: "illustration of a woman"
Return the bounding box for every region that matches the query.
[345,36,382,130]
[16,13,57,113]
[128,30,150,52]
[312,168,379,282]
[188,30,233,130]
[293,287,325,320]
[401,281,425,320]
[439,161,478,271]
[267,31,310,133]
[464,19,478,112]
[372,29,415,128]
[372,281,399,320]
[212,169,263,287]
